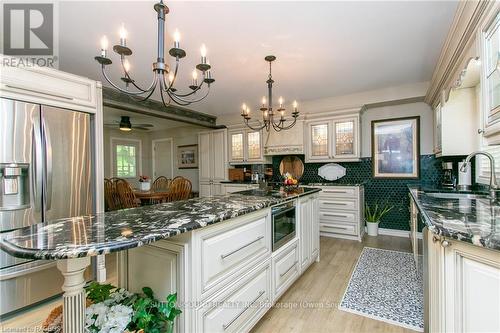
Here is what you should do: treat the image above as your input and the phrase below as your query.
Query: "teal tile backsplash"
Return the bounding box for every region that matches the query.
[272,154,449,231]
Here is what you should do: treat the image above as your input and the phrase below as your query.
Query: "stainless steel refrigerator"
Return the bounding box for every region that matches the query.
[0,98,93,317]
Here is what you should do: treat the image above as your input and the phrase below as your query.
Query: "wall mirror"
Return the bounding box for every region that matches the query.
[279,156,305,179]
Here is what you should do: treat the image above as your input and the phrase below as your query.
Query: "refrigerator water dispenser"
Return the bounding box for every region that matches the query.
[0,164,30,210]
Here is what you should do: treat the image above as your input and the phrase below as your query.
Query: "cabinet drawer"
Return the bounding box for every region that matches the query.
[273,240,299,299]
[197,264,270,333]
[319,198,357,211]
[319,211,356,223]
[318,187,357,198]
[199,214,270,296]
[320,221,358,236]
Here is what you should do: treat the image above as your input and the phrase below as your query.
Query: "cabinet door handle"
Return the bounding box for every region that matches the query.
[441,240,450,248]
[220,236,264,259]
[322,213,348,218]
[322,224,351,230]
[323,190,347,194]
[478,128,484,134]
[223,290,265,330]
[280,261,298,277]
[323,202,348,206]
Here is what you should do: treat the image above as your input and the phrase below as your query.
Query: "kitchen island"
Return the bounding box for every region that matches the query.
[0,187,320,333]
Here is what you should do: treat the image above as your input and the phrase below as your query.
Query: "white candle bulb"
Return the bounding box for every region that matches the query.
[192,70,198,80]
[242,103,247,111]
[246,107,250,115]
[262,96,266,105]
[293,100,298,109]
[119,24,127,40]
[123,59,131,72]
[200,44,207,57]
[169,72,174,83]
[174,29,180,43]
[279,96,284,106]
[100,36,108,50]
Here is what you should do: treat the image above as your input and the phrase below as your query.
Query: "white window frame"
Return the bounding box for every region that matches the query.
[110,137,142,179]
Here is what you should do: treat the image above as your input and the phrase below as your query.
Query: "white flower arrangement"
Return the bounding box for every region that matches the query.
[85,288,134,333]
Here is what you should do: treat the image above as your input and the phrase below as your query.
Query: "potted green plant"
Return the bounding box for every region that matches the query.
[365,202,393,236]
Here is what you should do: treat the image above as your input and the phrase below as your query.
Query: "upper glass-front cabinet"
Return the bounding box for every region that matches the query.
[305,115,360,162]
[485,12,500,126]
[481,10,500,144]
[228,129,264,163]
[309,122,330,159]
[334,120,355,157]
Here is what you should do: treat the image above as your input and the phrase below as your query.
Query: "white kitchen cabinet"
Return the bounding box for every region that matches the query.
[305,114,360,162]
[314,186,364,242]
[0,57,98,113]
[222,183,259,194]
[480,7,500,144]
[198,129,228,197]
[272,238,299,300]
[194,262,271,333]
[228,128,267,164]
[434,60,480,156]
[299,193,320,272]
[426,231,500,333]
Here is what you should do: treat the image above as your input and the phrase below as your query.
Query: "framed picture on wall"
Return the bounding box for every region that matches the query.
[177,144,198,169]
[371,116,420,179]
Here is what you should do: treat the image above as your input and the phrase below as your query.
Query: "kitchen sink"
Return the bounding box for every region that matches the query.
[425,192,489,200]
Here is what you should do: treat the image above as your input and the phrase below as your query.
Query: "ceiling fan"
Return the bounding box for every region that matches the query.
[104,116,154,131]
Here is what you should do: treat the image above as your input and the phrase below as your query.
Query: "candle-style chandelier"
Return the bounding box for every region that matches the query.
[94,0,214,107]
[241,55,299,132]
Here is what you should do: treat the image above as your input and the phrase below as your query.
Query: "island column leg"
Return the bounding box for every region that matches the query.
[56,257,91,333]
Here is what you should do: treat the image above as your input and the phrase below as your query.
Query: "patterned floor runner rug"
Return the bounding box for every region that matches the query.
[339,247,423,331]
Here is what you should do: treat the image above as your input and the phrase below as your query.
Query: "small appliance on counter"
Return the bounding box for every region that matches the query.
[228,168,244,182]
[458,161,472,191]
[441,162,456,188]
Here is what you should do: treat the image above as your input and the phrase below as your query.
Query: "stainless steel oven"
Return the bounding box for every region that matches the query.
[271,201,296,252]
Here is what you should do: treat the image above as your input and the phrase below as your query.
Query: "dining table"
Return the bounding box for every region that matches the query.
[133,188,171,204]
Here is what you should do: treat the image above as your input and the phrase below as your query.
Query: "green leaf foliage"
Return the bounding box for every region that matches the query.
[365,202,393,223]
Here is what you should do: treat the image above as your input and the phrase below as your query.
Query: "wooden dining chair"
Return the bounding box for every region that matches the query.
[115,179,140,208]
[169,177,192,201]
[152,176,172,191]
[104,178,122,211]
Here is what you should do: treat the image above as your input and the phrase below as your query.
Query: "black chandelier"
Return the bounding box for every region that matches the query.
[94,0,214,107]
[241,56,299,132]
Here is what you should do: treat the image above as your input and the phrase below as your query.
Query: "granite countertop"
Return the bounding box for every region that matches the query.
[0,188,320,260]
[408,186,500,251]
[304,182,366,187]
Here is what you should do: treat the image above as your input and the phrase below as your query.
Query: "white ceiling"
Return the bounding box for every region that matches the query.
[59,1,458,117]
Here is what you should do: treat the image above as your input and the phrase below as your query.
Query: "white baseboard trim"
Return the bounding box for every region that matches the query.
[371,228,423,239]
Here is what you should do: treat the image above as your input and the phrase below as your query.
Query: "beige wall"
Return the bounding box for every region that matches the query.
[361,102,433,157]
[103,125,203,191]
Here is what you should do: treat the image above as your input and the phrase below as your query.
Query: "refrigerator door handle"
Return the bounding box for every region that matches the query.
[32,117,43,212]
[42,118,53,211]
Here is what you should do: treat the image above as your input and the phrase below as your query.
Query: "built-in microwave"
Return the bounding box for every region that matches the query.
[271,201,296,252]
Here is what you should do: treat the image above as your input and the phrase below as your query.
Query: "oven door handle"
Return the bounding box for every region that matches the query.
[272,205,296,217]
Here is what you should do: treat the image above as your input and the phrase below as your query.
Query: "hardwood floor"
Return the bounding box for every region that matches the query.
[0,235,415,333]
[250,235,415,333]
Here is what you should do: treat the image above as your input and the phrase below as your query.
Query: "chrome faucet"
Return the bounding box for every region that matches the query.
[460,151,498,199]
